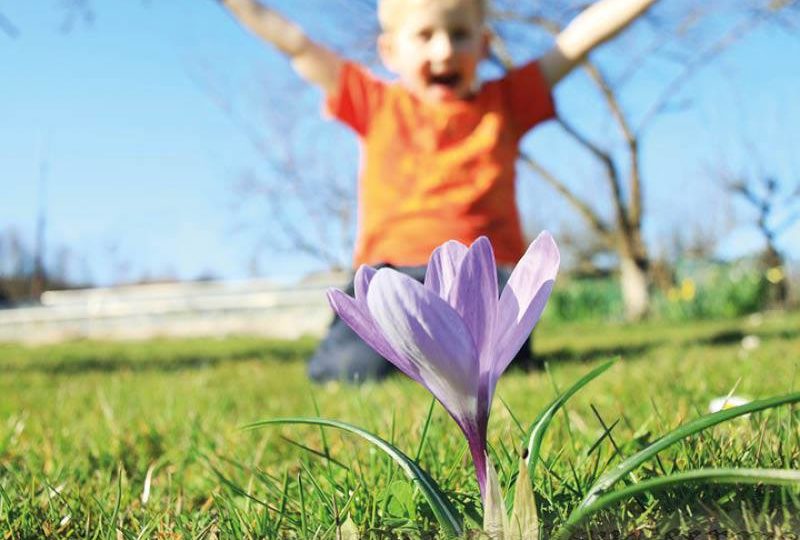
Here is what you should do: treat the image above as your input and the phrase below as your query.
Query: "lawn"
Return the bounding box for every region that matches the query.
[1,311,798,538]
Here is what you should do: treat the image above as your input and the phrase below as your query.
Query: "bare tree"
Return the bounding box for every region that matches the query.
[0,226,90,303]
[489,0,798,320]
[711,88,800,307]
[557,223,616,277]
[193,63,357,271]
[723,172,799,307]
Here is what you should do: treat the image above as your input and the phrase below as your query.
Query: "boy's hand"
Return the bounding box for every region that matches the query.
[540,0,657,88]
[220,0,343,94]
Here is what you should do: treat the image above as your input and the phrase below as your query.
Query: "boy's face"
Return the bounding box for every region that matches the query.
[379,0,489,103]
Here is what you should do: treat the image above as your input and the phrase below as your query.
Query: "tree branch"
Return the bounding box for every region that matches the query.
[492,29,627,245]
[612,3,712,88]
[637,13,765,133]
[518,152,612,240]
[0,11,19,38]
[578,61,643,239]
[556,115,639,233]
[188,64,354,269]
[508,7,641,234]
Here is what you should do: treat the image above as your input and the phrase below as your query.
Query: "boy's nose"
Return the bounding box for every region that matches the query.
[429,33,455,61]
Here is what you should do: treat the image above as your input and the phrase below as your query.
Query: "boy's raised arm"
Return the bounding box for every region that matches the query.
[220,0,343,94]
[539,0,657,88]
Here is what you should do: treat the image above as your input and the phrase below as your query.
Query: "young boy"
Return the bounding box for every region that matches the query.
[221,0,656,382]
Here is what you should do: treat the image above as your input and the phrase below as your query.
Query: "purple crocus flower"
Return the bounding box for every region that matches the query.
[327,232,560,499]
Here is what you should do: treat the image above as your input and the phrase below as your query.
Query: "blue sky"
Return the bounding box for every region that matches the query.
[1,1,798,286]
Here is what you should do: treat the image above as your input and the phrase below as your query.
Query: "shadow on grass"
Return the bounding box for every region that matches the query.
[533,322,800,369]
[682,325,799,348]
[0,341,317,375]
[692,329,746,346]
[758,325,800,341]
[3,319,797,378]
[533,342,658,368]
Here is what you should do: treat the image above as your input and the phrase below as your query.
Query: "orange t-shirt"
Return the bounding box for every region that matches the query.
[327,60,556,267]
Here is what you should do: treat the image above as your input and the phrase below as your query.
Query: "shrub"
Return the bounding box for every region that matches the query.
[545,259,771,323]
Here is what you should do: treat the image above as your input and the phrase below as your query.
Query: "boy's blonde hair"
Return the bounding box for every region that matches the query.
[378,0,488,31]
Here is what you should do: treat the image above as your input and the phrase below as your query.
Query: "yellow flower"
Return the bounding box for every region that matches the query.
[766,267,784,284]
[680,278,696,302]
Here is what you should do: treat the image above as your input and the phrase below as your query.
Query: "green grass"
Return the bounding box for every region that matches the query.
[1,311,799,538]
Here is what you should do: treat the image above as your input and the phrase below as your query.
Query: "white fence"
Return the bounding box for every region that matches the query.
[0,274,349,344]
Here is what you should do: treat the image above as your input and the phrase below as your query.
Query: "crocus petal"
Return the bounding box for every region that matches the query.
[424,240,469,300]
[353,264,377,302]
[448,237,498,370]
[367,269,480,422]
[461,419,489,499]
[327,288,423,384]
[493,232,560,380]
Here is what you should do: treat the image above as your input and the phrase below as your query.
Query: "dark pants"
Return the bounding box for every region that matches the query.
[308,265,539,383]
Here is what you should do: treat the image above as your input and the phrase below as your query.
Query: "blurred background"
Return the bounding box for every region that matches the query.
[1,0,799,341]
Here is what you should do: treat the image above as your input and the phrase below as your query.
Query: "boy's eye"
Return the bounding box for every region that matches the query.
[417,29,434,41]
[451,28,470,41]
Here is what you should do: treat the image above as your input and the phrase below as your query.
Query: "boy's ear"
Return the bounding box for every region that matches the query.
[378,33,397,71]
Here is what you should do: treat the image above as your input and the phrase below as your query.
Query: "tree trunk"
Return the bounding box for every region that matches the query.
[619,255,650,321]
[762,245,789,308]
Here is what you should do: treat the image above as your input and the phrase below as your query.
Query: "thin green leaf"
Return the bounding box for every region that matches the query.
[525,358,617,480]
[498,395,526,436]
[206,459,281,512]
[276,472,291,533]
[244,417,463,537]
[415,398,436,461]
[279,435,349,469]
[578,392,800,511]
[105,465,123,540]
[297,472,308,540]
[554,468,800,540]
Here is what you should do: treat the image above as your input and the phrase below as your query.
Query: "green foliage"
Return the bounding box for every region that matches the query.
[545,260,774,323]
[654,262,769,320]
[545,277,623,323]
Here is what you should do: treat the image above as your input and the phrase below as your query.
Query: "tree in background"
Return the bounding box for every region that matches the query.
[195,70,358,272]
[724,173,799,307]
[488,0,799,320]
[0,228,89,305]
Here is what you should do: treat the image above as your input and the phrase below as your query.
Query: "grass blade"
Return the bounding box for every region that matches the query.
[244,417,463,537]
[415,398,436,461]
[554,468,800,540]
[525,358,617,480]
[577,392,800,511]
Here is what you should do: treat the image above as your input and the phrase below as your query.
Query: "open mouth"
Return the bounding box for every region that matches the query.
[429,73,462,89]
